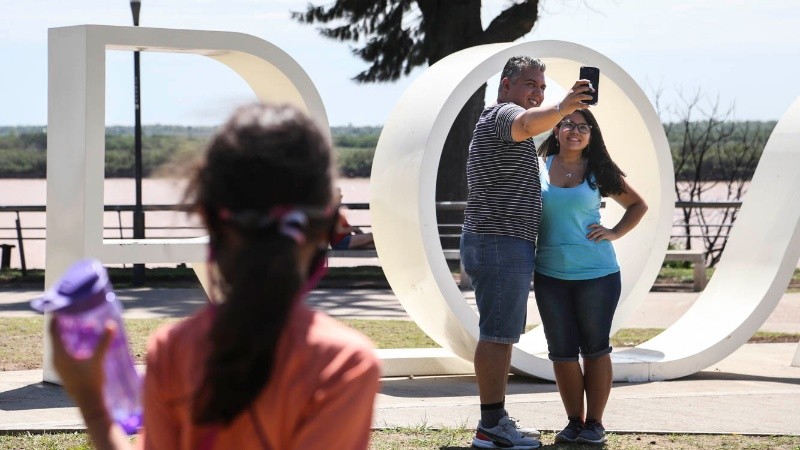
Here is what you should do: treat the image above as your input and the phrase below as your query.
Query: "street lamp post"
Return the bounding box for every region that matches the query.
[130,0,145,286]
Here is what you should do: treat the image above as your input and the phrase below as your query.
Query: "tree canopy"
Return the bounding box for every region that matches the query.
[293,1,542,206]
[293,1,540,83]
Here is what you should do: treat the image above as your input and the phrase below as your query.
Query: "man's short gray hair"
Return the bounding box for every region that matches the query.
[500,56,546,81]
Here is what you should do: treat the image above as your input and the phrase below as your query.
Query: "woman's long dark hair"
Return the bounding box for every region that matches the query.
[184,103,335,425]
[538,109,626,197]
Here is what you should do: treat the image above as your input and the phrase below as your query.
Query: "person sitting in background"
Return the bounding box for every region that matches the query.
[330,187,375,250]
[50,103,382,450]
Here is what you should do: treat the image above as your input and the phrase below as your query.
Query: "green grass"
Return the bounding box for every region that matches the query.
[0,432,95,450]
[123,318,181,361]
[656,265,717,286]
[0,317,44,371]
[1,429,798,450]
[341,319,438,348]
[368,428,800,449]
[0,266,201,289]
[3,265,800,292]
[3,318,797,371]
[612,328,664,347]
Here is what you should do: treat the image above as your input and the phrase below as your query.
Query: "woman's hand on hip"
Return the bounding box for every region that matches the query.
[587,223,619,242]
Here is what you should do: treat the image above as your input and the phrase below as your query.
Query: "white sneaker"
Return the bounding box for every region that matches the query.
[507,416,541,438]
[472,416,542,449]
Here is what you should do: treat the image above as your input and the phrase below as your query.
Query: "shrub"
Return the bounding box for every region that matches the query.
[336,147,374,178]
[0,149,46,177]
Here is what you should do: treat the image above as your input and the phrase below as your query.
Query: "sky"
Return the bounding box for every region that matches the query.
[0,0,798,127]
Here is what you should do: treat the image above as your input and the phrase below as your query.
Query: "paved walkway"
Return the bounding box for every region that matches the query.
[1,287,799,435]
[3,287,799,332]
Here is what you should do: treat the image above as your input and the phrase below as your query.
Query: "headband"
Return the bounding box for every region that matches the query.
[217,205,335,244]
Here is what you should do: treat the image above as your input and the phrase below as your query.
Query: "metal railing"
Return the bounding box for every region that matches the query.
[0,204,200,275]
[0,201,742,274]
[672,201,742,240]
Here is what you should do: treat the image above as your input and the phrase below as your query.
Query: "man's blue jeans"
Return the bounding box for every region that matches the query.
[460,232,535,344]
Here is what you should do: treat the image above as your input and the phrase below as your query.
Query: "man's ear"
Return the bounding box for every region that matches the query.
[497,77,511,102]
[500,77,510,92]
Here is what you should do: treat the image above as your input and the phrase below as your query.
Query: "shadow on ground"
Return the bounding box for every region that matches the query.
[381,374,557,399]
[0,383,72,411]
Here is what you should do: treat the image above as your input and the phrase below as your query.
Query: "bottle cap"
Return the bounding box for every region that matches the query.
[31,259,113,314]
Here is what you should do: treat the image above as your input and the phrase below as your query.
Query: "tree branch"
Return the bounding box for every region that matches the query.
[479,0,540,44]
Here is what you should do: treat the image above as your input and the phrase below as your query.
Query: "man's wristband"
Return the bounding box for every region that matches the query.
[556,103,568,119]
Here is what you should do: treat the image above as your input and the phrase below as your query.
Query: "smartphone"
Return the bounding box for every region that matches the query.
[579,66,600,105]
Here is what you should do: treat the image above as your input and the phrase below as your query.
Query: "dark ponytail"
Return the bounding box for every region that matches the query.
[192,230,300,424]
[184,103,334,425]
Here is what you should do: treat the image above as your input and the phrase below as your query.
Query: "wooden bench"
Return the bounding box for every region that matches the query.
[664,249,707,291]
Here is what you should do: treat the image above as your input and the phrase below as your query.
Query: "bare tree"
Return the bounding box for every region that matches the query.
[657,89,768,267]
[667,91,735,252]
[700,121,765,266]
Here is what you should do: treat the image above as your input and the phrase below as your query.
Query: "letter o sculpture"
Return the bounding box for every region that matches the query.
[370,40,675,381]
[372,41,800,381]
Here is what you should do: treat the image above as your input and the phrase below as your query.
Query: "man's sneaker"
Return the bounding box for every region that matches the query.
[507,416,541,438]
[472,416,542,449]
[575,418,607,445]
[554,417,583,443]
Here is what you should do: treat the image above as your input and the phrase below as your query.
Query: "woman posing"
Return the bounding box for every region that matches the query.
[534,109,647,445]
[51,103,382,450]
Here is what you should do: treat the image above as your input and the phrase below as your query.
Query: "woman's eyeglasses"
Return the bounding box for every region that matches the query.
[559,121,592,134]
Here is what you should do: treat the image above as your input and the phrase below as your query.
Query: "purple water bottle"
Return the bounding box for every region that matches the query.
[31,259,143,434]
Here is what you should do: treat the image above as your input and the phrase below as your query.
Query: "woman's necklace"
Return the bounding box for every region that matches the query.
[555,155,585,179]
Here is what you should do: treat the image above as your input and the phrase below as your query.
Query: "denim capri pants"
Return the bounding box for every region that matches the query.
[460,232,535,344]
[533,271,621,362]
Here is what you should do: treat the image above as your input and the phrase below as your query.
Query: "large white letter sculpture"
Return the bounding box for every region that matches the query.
[370,41,800,381]
[45,25,327,382]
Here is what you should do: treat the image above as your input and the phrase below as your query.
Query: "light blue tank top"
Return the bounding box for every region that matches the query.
[535,155,619,280]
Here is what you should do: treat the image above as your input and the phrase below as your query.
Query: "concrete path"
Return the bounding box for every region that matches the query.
[1,287,799,435]
[3,287,799,332]
[376,343,800,435]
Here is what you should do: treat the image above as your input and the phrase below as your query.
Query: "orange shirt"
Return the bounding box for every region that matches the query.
[330,214,351,247]
[136,302,381,450]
